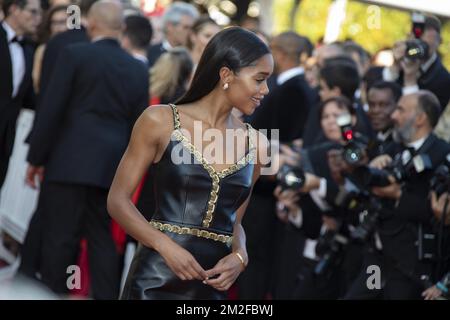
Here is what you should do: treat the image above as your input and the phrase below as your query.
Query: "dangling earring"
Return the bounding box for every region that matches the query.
[223,83,229,90]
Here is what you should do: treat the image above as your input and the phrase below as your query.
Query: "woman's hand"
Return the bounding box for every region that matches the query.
[158,240,208,281]
[204,252,246,291]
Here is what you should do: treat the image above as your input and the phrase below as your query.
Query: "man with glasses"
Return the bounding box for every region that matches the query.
[0,0,41,189]
[147,1,199,68]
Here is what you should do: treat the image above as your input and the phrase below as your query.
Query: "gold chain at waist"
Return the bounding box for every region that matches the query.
[149,220,233,246]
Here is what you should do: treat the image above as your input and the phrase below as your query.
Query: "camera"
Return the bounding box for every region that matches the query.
[314,191,383,277]
[348,152,433,189]
[277,164,306,191]
[314,228,349,277]
[276,142,306,191]
[430,153,450,197]
[405,39,429,61]
[337,113,369,166]
[411,12,425,39]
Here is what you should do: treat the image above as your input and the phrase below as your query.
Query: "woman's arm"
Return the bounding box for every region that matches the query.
[107,107,207,281]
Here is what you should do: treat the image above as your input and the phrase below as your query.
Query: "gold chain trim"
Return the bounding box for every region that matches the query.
[169,104,256,228]
[150,220,233,245]
[170,103,181,130]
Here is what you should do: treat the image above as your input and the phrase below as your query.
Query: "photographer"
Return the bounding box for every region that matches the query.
[346,91,450,299]
[238,31,315,300]
[422,161,450,300]
[422,188,450,300]
[383,15,450,111]
[303,55,374,148]
[274,96,361,299]
[366,81,402,158]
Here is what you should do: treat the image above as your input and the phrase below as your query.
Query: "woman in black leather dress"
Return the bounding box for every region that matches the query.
[107,27,273,299]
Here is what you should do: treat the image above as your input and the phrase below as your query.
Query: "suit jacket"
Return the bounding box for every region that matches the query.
[399,56,450,112]
[27,39,149,189]
[38,27,89,100]
[147,42,166,69]
[250,74,314,143]
[0,23,34,162]
[378,134,450,274]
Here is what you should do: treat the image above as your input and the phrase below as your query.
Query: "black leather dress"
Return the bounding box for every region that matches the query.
[121,104,256,300]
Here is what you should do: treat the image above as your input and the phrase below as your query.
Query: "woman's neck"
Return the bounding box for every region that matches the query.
[190,90,234,128]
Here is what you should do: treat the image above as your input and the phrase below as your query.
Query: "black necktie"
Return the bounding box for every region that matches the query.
[406,146,416,156]
[10,36,24,46]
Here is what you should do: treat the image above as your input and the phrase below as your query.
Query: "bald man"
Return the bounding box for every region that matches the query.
[22,0,149,299]
[345,91,450,299]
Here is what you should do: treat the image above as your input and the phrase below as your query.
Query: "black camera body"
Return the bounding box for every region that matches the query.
[405,39,429,61]
[277,164,306,192]
[349,152,433,189]
[430,153,450,197]
[336,113,368,165]
[276,142,306,192]
[314,229,349,277]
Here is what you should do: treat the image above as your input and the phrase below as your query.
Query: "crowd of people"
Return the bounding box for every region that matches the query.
[1,0,450,300]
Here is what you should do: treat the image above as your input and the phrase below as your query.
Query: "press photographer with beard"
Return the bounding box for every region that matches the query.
[345,91,450,299]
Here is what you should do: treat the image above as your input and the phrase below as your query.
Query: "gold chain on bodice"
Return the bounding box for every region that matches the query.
[169,104,256,228]
[149,220,233,245]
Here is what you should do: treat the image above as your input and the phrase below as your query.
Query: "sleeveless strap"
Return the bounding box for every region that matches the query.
[169,103,181,130]
[245,123,256,153]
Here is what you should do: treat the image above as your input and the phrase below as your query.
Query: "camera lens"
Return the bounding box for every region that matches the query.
[343,146,363,165]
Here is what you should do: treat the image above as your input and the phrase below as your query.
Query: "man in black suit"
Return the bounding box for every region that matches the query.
[22,0,149,299]
[121,14,153,67]
[238,32,314,299]
[0,0,40,188]
[20,0,94,281]
[250,31,314,142]
[147,1,198,68]
[346,91,450,299]
[383,15,450,111]
[37,0,96,102]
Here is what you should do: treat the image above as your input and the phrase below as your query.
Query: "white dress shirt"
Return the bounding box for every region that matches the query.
[132,53,149,65]
[162,39,173,51]
[2,21,25,98]
[402,135,427,165]
[276,67,304,85]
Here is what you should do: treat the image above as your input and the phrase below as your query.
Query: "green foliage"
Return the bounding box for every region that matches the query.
[273,0,450,68]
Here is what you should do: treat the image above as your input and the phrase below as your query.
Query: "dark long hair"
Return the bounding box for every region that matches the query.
[177,26,270,105]
[37,5,68,44]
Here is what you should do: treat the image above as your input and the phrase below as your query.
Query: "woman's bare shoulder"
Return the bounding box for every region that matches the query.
[138,105,175,128]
